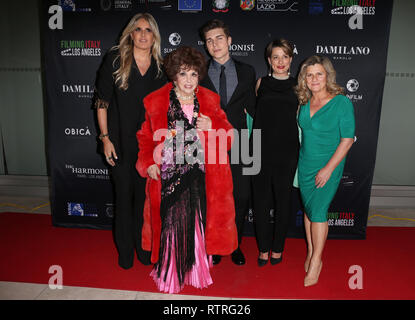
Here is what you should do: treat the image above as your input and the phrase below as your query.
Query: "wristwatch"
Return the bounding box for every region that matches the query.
[98,133,109,140]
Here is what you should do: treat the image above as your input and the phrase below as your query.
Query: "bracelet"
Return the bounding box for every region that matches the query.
[98,133,109,140]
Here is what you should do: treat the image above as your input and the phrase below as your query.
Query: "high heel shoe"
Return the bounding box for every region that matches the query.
[304,261,323,287]
[257,252,269,267]
[257,258,268,267]
[270,253,283,265]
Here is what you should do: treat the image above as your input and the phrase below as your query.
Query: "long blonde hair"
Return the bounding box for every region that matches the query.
[295,55,344,106]
[111,13,163,90]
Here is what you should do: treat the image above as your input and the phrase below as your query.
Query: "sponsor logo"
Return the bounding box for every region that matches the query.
[257,0,298,12]
[137,0,173,10]
[241,0,255,11]
[309,0,324,15]
[341,172,357,186]
[58,0,92,12]
[292,44,299,55]
[213,0,230,12]
[316,44,370,60]
[105,204,114,218]
[114,0,132,10]
[328,212,355,227]
[229,43,255,57]
[345,79,363,102]
[296,210,355,227]
[168,33,182,46]
[68,202,84,216]
[62,84,94,99]
[100,0,134,11]
[346,79,359,92]
[164,32,181,54]
[65,164,110,180]
[64,126,92,137]
[100,0,112,11]
[178,0,202,11]
[331,0,375,16]
[60,40,101,57]
[67,202,99,217]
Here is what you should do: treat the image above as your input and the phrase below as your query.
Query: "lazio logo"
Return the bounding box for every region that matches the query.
[240,0,255,11]
[212,0,230,12]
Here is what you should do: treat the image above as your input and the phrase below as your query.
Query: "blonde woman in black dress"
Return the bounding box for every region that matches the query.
[95,13,166,269]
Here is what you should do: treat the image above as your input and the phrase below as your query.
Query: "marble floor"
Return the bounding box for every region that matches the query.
[1,194,414,300]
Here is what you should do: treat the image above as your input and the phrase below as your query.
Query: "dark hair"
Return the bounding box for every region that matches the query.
[164,46,207,81]
[200,19,230,40]
[266,38,294,59]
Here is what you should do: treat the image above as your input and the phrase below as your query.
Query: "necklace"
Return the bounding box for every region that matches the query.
[175,89,194,101]
[272,74,289,80]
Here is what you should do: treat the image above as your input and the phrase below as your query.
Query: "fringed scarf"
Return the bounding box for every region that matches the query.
[155,88,207,286]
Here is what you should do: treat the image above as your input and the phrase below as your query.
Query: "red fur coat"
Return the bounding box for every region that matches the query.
[136,82,238,264]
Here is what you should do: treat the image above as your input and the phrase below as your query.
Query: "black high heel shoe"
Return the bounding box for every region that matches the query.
[257,252,269,267]
[270,253,283,265]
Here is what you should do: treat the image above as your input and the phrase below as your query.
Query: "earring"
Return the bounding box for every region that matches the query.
[195,86,199,94]
[268,65,272,77]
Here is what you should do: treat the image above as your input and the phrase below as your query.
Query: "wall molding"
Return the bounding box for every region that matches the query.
[369,185,415,207]
[0,175,50,197]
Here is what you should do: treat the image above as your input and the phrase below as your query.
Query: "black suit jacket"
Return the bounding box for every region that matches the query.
[200,58,256,130]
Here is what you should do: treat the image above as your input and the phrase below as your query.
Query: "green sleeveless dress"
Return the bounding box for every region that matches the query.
[297,95,355,222]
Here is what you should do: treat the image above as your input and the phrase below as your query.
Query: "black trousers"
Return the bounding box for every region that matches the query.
[230,163,251,247]
[112,159,149,269]
[252,160,297,253]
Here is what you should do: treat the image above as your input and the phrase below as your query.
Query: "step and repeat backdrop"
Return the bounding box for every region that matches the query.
[41,0,393,239]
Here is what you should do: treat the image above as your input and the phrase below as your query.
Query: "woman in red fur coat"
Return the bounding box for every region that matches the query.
[136,46,237,293]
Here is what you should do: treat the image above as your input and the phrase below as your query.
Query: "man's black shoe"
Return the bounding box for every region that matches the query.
[231,248,245,265]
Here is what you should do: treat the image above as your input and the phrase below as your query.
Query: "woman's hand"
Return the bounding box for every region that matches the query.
[102,138,118,167]
[147,164,160,180]
[315,166,333,188]
[314,138,354,188]
[196,113,212,131]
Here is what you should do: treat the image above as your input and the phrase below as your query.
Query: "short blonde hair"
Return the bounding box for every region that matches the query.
[295,55,344,105]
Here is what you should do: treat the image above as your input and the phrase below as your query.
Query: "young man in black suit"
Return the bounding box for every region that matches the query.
[200,19,256,266]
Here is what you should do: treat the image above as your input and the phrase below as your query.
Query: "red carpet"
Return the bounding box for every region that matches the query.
[1,212,414,299]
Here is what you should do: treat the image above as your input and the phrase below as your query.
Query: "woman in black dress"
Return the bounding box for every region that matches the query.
[252,39,299,266]
[94,13,167,269]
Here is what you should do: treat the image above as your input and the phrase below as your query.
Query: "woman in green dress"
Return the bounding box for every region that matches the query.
[295,56,355,287]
